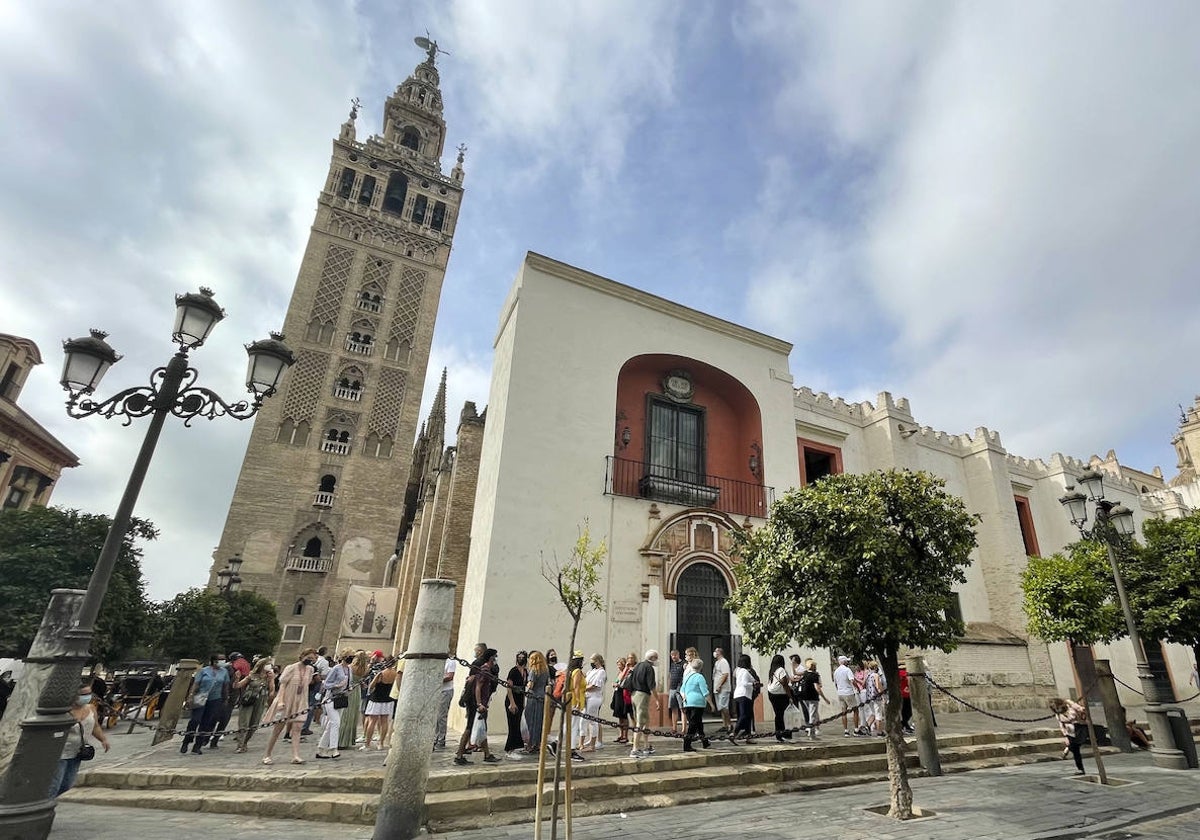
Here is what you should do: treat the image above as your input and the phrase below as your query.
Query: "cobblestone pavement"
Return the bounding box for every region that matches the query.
[53,752,1200,839]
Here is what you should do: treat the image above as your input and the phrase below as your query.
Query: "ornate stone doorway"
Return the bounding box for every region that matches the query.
[672,561,733,693]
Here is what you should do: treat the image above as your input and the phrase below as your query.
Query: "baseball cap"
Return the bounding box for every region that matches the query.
[372,650,384,657]
[837,655,850,663]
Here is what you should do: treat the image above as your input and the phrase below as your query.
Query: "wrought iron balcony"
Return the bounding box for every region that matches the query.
[604,456,774,518]
[344,338,374,355]
[356,298,382,313]
[284,554,333,573]
[334,386,362,401]
[313,491,335,508]
[320,439,351,455]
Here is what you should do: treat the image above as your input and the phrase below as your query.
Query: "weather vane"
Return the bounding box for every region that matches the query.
[414,33,449,63]
[349,97,361,121]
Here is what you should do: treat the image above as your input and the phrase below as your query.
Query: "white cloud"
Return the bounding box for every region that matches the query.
[738,2,1200,469]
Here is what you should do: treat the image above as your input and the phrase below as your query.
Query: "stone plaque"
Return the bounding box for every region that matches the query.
[610,601,641,623]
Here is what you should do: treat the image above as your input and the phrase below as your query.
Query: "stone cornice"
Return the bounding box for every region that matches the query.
[524,252,793,356]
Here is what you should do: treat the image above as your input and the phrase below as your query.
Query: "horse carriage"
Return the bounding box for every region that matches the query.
[99,662,171,730]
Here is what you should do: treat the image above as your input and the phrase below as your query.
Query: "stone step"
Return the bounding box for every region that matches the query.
[75,727,1063,796]
[61,734,1085,828]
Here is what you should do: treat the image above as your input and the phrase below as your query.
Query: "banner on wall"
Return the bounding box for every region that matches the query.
[338,585,399,641]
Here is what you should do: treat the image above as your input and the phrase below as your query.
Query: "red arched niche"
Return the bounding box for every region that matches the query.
[613,354,764,515]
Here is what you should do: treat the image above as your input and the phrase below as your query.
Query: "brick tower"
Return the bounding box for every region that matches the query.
[209,39,465,654]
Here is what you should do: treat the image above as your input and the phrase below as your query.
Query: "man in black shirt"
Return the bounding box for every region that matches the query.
[666,650,685,733]
[627,650,659,758]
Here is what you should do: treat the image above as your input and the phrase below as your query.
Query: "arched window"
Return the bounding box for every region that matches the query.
[431,201,446,231]
[337,168,355,199]
[326,429,339,441]
[293,598,306,616]
[357,174,376,206]
[382,173,408,215]
[412,195,427,225]
[303,537,322,558]
[319,475,336,493]
[400,127,420,151]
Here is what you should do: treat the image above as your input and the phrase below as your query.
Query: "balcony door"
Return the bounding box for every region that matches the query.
[647,398,704,483]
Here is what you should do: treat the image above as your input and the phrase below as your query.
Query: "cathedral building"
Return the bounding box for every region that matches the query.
[210,42,465,654]
[411,253,1198,720]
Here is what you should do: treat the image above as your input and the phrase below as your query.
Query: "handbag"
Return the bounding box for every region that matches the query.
[76,721,95,761]
[188,687,207,709]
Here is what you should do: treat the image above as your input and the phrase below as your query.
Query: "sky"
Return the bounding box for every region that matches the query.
[2,1,1198,601]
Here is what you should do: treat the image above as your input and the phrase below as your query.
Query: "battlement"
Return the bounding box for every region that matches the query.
[793,387,914,420]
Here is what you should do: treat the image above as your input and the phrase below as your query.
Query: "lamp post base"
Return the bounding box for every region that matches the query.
[0,801,55,840]
[1141,698,1190,770]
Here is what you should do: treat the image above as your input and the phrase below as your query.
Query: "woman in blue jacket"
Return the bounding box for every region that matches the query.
[680,658,713,752]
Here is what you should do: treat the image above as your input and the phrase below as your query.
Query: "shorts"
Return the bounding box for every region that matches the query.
[838,695,857,713]
[668,689,682,711]
[631,691,651,728]
[715,691,731,711]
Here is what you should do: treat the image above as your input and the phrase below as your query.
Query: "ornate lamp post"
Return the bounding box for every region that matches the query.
[216,553,244,598]
[1059,468,1188,770]
[0,288,293,838]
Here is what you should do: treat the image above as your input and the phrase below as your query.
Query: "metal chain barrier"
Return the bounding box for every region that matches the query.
[926,674,1108,723]
[1110,673,1200,703]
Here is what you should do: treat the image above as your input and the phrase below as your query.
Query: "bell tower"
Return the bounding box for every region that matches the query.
[210,38,466,654]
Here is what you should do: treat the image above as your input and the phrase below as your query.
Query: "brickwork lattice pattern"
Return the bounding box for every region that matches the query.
[282,351,331,421]
[389,267,427,346]
[361,256,393,293]
[329,210,439,263]
[369,367,408,438]
[309,244,355,325]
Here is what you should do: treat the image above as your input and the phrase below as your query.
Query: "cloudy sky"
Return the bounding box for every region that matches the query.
[3,1,1198,600]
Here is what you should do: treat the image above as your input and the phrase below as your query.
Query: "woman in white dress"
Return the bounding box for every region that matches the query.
[581,654,607,751]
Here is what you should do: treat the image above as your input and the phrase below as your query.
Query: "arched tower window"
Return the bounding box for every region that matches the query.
[358,174,376,206]
[293,598,306,616]
[318,474,336,493]
[337,168,355,199]
[400,127,420,151]
[382,173,408,215]
[303,537,322,557]
[412,195,427,225]
[431,201,446,231]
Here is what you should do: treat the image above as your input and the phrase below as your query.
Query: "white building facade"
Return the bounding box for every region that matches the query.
[455,252,1198,716]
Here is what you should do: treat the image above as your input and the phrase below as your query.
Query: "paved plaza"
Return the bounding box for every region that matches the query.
[51,751,1200,839]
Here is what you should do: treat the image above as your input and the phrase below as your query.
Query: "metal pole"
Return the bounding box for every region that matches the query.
[373,579,456,840]
[1096,505,1187,770]
[0,353,187,839]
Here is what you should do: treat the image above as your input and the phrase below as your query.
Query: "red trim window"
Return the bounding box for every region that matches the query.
[797,439,843,486]
[1014,495,1040,556]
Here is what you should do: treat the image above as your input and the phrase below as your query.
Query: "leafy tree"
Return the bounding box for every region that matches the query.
[1122,511,1200,670]
[728,469,977,819]
[539,522,607,839]
[0,505,154,664]
[1020,540,1123,648]
[150,588,282,661]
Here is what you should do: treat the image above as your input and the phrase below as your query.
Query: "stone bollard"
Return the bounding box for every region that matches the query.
[373,579,457,840]
[0,589,88,840]
[1093,659,1132,753]
[152,660,199,746]
[906,655,941,777]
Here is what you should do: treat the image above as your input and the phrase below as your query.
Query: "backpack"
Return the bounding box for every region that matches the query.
[552,670,566,702]
[749,668,762,701]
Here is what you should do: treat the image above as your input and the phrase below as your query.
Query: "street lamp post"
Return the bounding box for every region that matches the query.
[1059,468,1188,770]
[216,553,244,598]
[0,288,294,839]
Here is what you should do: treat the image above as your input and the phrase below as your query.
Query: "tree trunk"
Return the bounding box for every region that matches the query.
[881,647,914,819]
[548,623,579,840]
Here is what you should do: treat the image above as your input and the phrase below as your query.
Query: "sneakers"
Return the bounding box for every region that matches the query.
[570,750,586,761]
[629,749,644,758]
[483,754,501,763]
[453,755,471,766]
[644,745,655,754]
[844,729,852,737]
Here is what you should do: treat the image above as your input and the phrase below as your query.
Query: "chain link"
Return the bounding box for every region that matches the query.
[925,674,1105,723]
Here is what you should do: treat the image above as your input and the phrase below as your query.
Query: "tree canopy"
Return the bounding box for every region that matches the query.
[1122,511,1200,662]
[0,505,154,664]
[1020,539,1124,645]
[150,588,282,661]
[728,469,977,818]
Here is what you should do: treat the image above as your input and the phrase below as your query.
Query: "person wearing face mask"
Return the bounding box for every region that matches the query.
[180,654,230,755]
[261,648,318,765]
[49,680,110,798]
[504,651,529,753]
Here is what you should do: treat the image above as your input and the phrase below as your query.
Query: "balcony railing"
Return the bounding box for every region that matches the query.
[285,554,333,573]
[356,298,382,313]
[313,491,335,508]
[345,338,374,355]
[604,456,774,519]
[321,440,351,455]
[334,386,362,401]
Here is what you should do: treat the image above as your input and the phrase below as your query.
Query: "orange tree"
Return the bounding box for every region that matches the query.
[728,469,977,819]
